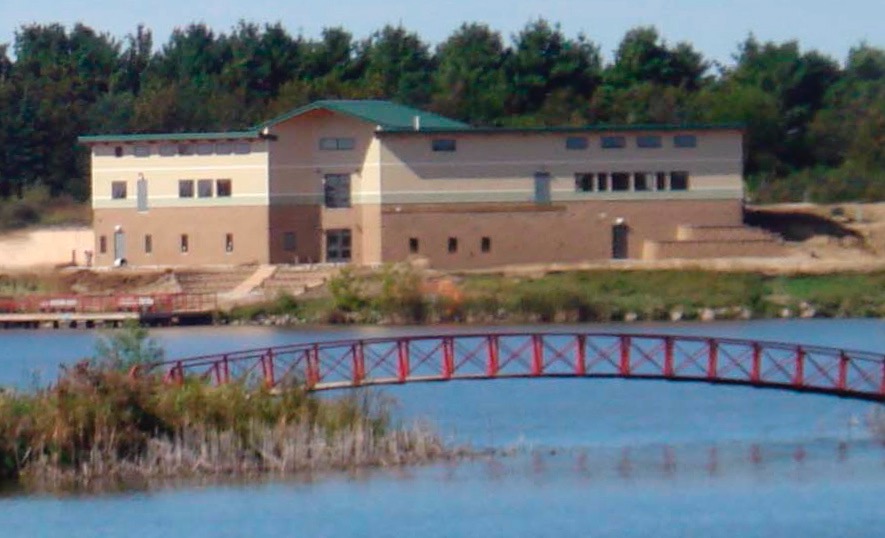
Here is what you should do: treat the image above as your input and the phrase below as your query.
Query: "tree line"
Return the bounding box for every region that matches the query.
[0,20,882,204]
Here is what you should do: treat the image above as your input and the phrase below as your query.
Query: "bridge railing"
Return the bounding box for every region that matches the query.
[0,292,217,314]
[145,332,885,401]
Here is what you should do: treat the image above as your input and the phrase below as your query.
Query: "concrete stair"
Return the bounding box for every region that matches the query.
[260,265,336,297]
[176,266,259,295]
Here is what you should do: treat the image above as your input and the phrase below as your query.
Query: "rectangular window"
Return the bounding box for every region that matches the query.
[409,237,419,254]
[575,173,594,192]
[636,135,662,148]
[324,174,351,208]
[596,173,609,192]
[134,145,151,157]
[674,134,697,148]
[216,179,232,197]
[319,137,355,151]
[180,234,189,253]
[197,179,213,198]
[111,181,127,199]
[177,144,194,156]
[656,172,668,191]
[601,136,626,149]
[196,143,214,155]
[432,139,457,152]
[612,172,630,191]
[159,145,176,156]
[634,172,649,191]
[283,232,297,252]
[481,237,491,253]
[448,237,458,253]
[178,179,194,198]
[99,235,107,254]
[215,142,233,155]
[326,229,352,262]
[565,136,588,150]
[670,171,689,191]
[144,234,152,254]
[234,142,251,154]
[225,233,234,253]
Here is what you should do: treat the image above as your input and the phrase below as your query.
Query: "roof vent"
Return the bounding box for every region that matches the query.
[412,115,421,131]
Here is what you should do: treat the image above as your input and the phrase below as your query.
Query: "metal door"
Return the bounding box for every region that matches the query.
[612,223,628,259]
[114,230,126,261]
[534,172,551,204]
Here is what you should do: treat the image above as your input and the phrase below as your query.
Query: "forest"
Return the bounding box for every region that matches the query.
[0,19,882,209]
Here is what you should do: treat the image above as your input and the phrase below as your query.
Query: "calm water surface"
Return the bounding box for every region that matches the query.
[1,320,883,537]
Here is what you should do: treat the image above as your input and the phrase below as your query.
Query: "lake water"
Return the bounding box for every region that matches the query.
[1,320,883,537]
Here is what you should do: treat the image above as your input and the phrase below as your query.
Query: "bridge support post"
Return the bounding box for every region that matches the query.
[838,352,848,391]
[442,337,454,379]
[707,339,718,380]
[262,349,275,388]
[487,335,499,377]
[575,335,586,376]
[531,335,543,376]
[306,346,320,389]
[397,340,410,383]
[664,337,674,378]
[793,346,805,387]
[352,342,365,385]
[222,355,230,385]
[619,336,631,376]
[751,343,762,383]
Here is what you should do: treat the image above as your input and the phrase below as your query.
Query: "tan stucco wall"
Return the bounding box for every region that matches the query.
[0,228,95,268]
[381,199,744,269]
[377,130,744,204]
[93,207,269,266]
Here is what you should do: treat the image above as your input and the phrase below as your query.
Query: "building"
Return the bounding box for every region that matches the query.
[79,100,780,269]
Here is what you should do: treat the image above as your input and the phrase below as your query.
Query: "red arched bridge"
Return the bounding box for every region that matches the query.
[145,332,885,403]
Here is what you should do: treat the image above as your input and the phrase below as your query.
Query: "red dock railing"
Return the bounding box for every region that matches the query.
[145,332,885,402]
[0,293,217,315]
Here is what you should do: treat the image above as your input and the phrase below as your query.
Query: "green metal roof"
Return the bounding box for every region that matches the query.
[257,100,471,131]
[78,130,262,144]
[378,122,745,135]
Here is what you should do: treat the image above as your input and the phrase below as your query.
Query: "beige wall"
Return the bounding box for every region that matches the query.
[93,207,269,266]
[0,228,95,268]
[381,200,744,269]
[377,130,744,204]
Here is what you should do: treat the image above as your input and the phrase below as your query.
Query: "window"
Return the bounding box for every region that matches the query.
[409,237,419,254]
[448,237,458,253]
[215,142,233,155]
[198,179,213,198]
[234,142,251,154]
[432,139,457,152]
[179,180,194,198]
[670,171,689,191]
[144,234,152,254]
[180,234,189,253]
[326,229,351,262]
[612,172,630,191]
[636,135,662,148]
[111,181,127,199]
[225,233,234,253]
[319,137,355,151]
[596,173,609,192]
[177,144,194,156]
[601,136,626,149]
[575,173,593,192]
[674,134,697,148]
[481,237,491,253]
[634,172,649,191]
[99,235,107,254]
[196,143,214,155]
[216,179,232,197]
[565,136,588,150]
[324,174,351,208]
[283,232,297,252]
[656,172,668,191]
[134,145,151,157]
[114,146,124,158]
[137,176,148,211]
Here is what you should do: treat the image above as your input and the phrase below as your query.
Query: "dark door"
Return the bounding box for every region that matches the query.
[612,223,628,259]
[534,172,551,204]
